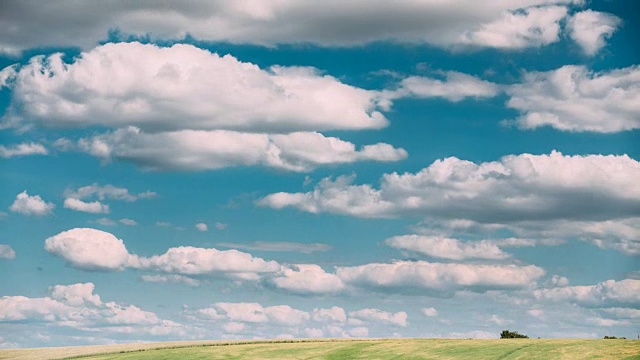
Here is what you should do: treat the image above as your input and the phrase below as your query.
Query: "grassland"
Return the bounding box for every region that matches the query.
[1,338,638,360]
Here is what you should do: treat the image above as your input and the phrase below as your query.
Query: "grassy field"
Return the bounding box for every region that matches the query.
[1,338,638,360]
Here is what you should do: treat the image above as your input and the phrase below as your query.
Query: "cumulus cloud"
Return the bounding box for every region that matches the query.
[0,283,184,336]
[348,308,408,327]
[260,151,640,222]
[73,128,406,172]
[459,6,567,49]
[47,229,284,282]
[134,246,280,280]
[311,307,347,324]
[195,223,208,232]
[568,10,621,55]
[63,198,110,214]
[208,303,310,326]
[44,228,134,271]
[48,283,102,307]
[119,218,137,226]
[9,191,55,216]
[382,72,499,102]
[506,65,640,132]
[269,264,345,295]
[0,1,583,54]
[533,279,640,307]
[1,42,387,133]
[386,235,509,260]
[0,143,47,158]
[0,245,16,260]
[336,261,544,295]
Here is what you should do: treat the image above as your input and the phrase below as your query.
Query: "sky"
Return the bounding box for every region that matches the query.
[0,0,639,348]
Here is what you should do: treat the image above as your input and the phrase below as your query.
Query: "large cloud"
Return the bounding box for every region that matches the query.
[134,246,281,280]
[44,228,281,281]
[458,5,568,49]
[382,72,499,102]
[44,228,134,271]
[268,264,345,295]
[259,151,640,222]
[506,65,640,133]
[0,1,588,54]
[9,191,55,216]
[386,235,509,260]
[567,10,621,56]
[0,283,185,336]
[336,261,544,294]
[1,42,387,133]
[533,279,640,307]
[73,127,407,172]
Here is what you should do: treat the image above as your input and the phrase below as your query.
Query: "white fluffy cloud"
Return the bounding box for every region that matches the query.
[459,6,568,49]
[260,151,640,222]
[0,143,47,158]
[134,246,280,280]
[507,65,640,132]
[311,307,347,324]
[63,198,110,214]
[1,42,387,133]
[195,223,208,232]
[269,264,345,295]
[140,275,200,287]
[9,191,55,216]
[0,283,183,336]
[533,279,640,307]
[568,10,621,55]
[383,72,499,102]
[386,235,509,260]
[73,128,406,172]
[209,303,309,326]
[48,283,102,307]
[0,245,16,260]
[0,1,585,54]
[336,261,544,294]
[348,308,408,327]
[44,228,134,271]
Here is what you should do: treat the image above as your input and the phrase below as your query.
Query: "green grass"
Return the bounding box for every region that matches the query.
[1,338,638,360]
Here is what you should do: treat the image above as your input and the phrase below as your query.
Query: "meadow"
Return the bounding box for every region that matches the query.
[1,338,638,360]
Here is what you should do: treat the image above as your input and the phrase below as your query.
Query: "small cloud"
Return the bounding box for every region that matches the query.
[119,218,137,226]
[215,222,228,230]
[195,223,208,232]
[64,198,110,214]
[156,221,171,227]
[421,307,438,317]
[9,191,55,216]
[95,218,116,226]
[0,244,16,260]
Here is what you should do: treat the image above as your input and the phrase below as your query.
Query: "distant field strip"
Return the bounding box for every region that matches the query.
[1,338,638,360]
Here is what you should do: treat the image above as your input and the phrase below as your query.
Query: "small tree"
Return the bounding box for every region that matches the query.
[500,330,529,339]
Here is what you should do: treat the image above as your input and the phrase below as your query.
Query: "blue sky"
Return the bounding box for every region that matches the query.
[0,0,639,347]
